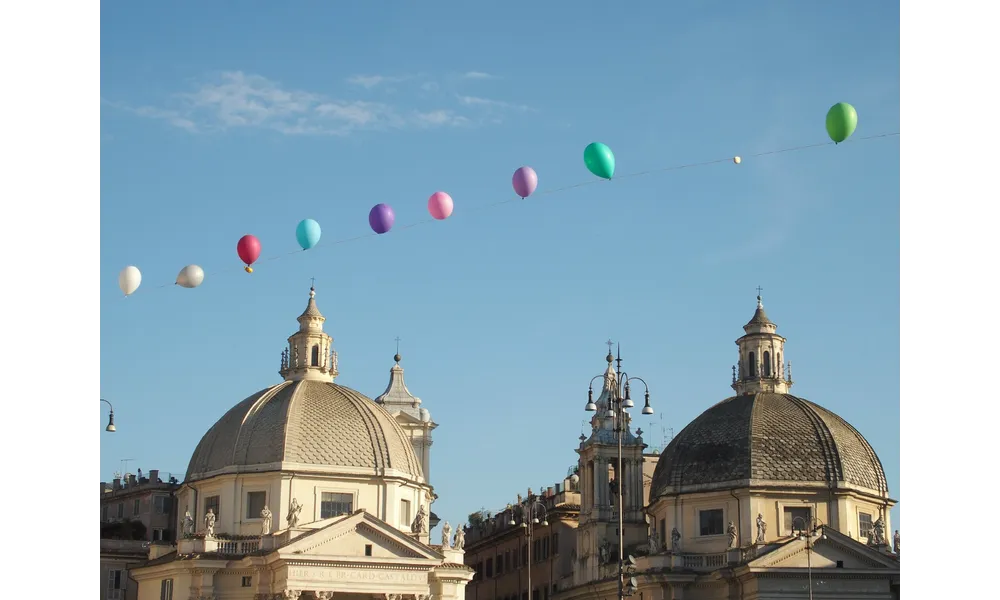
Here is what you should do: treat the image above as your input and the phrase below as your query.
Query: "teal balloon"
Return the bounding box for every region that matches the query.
[296,219,322,250]
[583,142,616,180]
[825,102,858,144]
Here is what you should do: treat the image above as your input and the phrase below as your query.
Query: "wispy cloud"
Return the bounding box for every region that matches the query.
[346,74,412,89]
[457,95,532,112]
[463,71,497,80]
[113,71,471,135]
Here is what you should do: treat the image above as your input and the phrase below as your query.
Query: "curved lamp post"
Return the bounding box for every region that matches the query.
[510,491,549,600]
[585,346,653,599]
[791,516,826,600]
[101,398,116,432]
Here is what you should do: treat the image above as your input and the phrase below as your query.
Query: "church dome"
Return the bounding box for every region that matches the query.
[185,286,424,484]
[186,379,424,483]
[650,296,889,502]
[649,393,888,500]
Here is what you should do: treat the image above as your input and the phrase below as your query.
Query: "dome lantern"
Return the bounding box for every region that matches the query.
[732,289,792,395]
[279,285,339,382]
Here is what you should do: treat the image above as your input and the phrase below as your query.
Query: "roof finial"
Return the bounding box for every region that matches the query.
[756,286,764,308]
[606,339,614,363]
[310,277,316,298]
[394,336,402,363]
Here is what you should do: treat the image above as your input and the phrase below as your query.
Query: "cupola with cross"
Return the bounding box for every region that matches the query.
[278,284,339,382]
[731,288,792,395]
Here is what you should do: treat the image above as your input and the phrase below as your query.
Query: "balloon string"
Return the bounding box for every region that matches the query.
[142,131,899,294]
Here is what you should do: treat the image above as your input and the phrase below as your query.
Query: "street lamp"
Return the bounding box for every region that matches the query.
[791,516,826,600]
[101,399,116,432]
[510,490,549,600]
[585,345,653,599]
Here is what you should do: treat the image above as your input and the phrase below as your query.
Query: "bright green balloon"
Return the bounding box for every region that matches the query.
[584,142,616,179]
[826,102,858,144]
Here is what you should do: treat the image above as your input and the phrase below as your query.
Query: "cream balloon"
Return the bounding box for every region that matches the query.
[118,266,142,297]
[733,156,742,164]
[176,265,205,289]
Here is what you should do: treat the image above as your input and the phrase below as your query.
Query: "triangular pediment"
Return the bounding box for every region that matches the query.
[278,510,442,562]
[750,528,899,570]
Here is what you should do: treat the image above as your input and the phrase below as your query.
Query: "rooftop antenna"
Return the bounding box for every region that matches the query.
[120,458,135,476]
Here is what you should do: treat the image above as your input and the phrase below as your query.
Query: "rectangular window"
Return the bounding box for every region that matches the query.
[660,519,666,545]
[485,557,493,578]
[205,495,220,521]
[401,499,412,526]
[365,544,373,556]
[552,532,559,554]
[117,503,124,518]
[859,512,873,539]
[152,528,165,541]
[246,491,266,519]
[159,578,173,600]
[133,499,141,515]
[505,549,511,571]
[496,553,503,575]
[102,505,109,521]
[320,492,353,519]
[241,576,252,587]
[154,495,171,515]
[107,569,123,599]
[783,506,812,533]
[699,508,724,536]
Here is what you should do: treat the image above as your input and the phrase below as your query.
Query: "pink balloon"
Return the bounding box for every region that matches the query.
[512,166,538,198]
[427,191,454,220]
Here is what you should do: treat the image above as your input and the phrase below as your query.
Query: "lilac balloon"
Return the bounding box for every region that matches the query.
[512,166,538,199]
[369,203,395,234]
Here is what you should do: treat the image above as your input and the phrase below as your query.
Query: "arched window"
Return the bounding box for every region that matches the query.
[311,345,320,366]
[748,352,757,377]
[763,351,771,377]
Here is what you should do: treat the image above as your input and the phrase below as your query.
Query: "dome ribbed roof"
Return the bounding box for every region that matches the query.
[186,380,423,483]
[649,393,888,500]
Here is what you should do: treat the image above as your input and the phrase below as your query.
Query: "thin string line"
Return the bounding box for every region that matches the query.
[142,131,899,294]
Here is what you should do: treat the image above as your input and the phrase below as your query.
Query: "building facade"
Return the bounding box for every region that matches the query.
[463,478,581,600]
[100,471,182,600]
[127,287,473,599]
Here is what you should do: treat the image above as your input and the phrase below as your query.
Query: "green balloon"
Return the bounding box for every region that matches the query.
[826,102,858,144]
[584,142,616,180]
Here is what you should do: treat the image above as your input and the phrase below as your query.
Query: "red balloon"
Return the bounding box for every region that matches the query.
[237,235,262,266]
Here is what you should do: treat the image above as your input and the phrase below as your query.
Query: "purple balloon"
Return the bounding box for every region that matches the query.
[369,203,395,234]
[512,166,538,199]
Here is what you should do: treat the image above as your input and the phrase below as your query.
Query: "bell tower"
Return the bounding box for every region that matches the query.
[574,351,648,586]
[278,286,339,383]
[732,291,793,395]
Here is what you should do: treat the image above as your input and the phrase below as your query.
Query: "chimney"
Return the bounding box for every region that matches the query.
[547,487,554,497]
[113,478,121,491]
[149,469,159,483]
[128,474,138,487]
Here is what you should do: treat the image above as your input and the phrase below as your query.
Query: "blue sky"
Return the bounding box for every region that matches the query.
[100,1,900,532]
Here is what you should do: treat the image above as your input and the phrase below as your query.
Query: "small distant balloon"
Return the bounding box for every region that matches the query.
[296,219,322,250]
[583,142,615,180]
[237,234,262,273]
[369,203,395,234]
[427,192,454,220]
[733,156,742,165]
[512,166,538,198]
[176,265,205,289]
[118,266,141,297]
[825,102,858,144]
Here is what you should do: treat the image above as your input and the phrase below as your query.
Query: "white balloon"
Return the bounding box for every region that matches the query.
[118,266,142,297]
[733,156,742,164]
[176,265,205,289]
